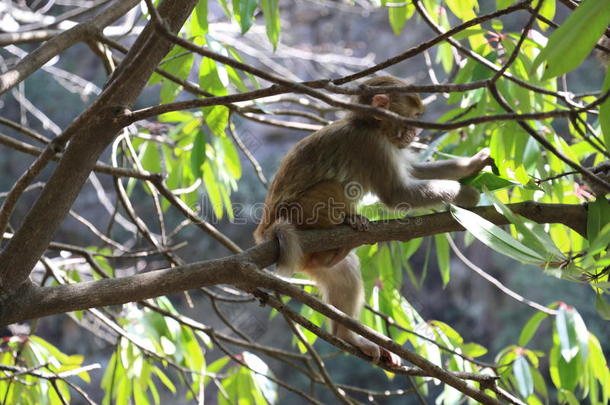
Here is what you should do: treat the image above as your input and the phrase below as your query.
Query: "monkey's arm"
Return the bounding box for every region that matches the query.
[411,148,493,180]
[410,159,473,180]
[376,179,480,209]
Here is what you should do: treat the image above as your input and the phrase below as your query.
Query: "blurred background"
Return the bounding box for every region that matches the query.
[1,0,608,403]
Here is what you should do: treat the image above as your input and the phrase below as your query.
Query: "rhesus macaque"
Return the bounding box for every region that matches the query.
[584,161,610,197]
[254,76,493,365]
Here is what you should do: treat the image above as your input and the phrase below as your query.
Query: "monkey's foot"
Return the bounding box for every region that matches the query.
[380,348,402,368]
[344,214,370,231]
[351,335,401,367]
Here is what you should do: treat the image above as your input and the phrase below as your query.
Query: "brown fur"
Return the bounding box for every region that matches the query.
[254,76,489,365]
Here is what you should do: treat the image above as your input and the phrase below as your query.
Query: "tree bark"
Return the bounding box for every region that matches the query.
[0,201,586,325]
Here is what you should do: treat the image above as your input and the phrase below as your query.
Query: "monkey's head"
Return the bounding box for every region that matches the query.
[355,76,425,148]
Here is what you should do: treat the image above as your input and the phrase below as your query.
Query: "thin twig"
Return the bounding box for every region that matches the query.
[446,235,557,315]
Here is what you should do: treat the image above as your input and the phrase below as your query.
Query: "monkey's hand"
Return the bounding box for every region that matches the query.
[464,148,494,177]
[344,214,370,231]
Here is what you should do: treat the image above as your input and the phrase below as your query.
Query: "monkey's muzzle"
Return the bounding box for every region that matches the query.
[396,126,418,148]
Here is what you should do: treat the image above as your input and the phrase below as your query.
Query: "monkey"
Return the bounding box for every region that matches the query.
[254,76,493,366]
[584,161,610,197]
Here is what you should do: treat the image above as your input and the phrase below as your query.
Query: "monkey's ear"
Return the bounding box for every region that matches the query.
[372,94,390,109]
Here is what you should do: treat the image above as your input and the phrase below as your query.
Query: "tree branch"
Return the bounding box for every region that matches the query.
[0,201,586,325]
[0,0,139,95]
[0,0,199,296]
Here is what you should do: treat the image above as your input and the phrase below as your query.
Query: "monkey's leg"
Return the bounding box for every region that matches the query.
[310,253,401,366]
[306,248,351,269]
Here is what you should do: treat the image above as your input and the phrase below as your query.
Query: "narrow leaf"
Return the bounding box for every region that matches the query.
[461,172,522,191]
[232,0,258,34]
[190,131,206,178]
[532,0,610,79]
[450,205,546,264]
[519,312,549,347]
[434,234,451,287]
[601,68,610,152]
[595,294,610,320]
[555,306,579,362]
[514,355,534,398]
[260,0,280,49]
[388,4,414,35]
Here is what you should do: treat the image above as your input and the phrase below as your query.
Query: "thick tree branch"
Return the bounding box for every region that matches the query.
[0,201,586,325]
[245,270,502,405]
[0,201,585,403]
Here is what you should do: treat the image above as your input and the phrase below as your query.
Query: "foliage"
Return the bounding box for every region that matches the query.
[0,0,609,404]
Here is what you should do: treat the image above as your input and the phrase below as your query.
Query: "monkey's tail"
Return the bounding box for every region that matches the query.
[255,218,304,277]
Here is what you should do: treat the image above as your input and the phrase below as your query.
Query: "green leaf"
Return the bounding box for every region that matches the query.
[242,352,278,404]
[204,105,230,138]
[430,320,464,346]
[484,188,565,261]
[116,374,132,405]
[461,172,522,191]
[141,142,162,173]
[532,0,610,79]
[232,0,258,34]
[588,222,610,257]
[434,234,450,287]
[514,355,534,398]
[260,0,280,49]
[460,342,487,357]
[555,306,588,362]
[496,0,514,10]
[217,0,232,18]
[587,198,610,242]
[450,205,546,264]
[558,389,580,405]
[189,0,208,37]
[199,50,228,97]
[551,348,580,391]
[519,312,549,347]
[446,0,477,21]
[530,366,549,400]
[219,183,234,220]
[388,4,414,35]
[601,69,610,153]
[401,238,422,259]
[190,131,206,178]
[152,46,194,103]
[203,161,223,218]
[436,41,454,73]
[536,0,555,31]
[204,356,230,386]
[595,294,610,320]
[587,334,609,389]
[153,367,176,393]
[49,381,71,405]
[133,381,149,405]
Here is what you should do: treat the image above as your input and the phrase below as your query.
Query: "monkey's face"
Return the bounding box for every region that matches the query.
[389,126,418,148]
[387,94,424,149]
